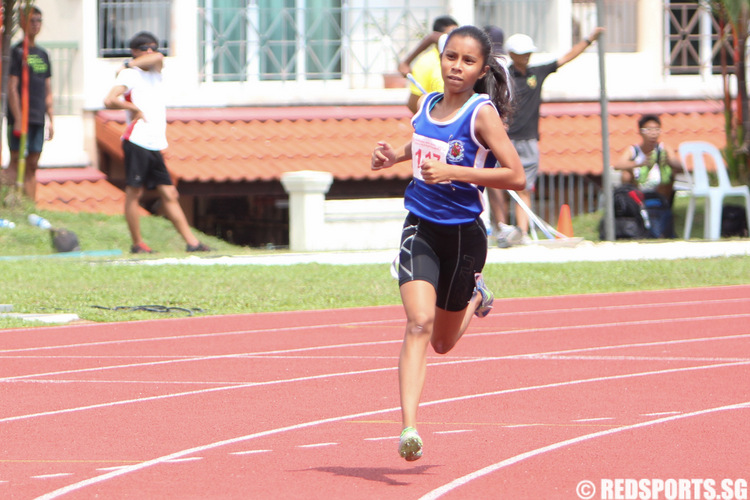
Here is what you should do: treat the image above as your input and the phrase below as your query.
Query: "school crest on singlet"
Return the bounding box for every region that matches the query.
[446,140,465,163]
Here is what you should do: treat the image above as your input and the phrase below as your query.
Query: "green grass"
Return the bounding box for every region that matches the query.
[1,191,747,329]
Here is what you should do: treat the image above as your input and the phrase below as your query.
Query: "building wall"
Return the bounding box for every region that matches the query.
[31,0,732,171]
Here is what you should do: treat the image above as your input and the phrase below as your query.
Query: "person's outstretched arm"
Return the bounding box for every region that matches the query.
[557,27,605,68]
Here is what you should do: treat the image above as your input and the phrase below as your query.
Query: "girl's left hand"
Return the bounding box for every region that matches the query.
[420,159,453,185]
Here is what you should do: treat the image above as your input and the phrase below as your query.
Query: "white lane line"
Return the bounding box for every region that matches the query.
[164,457,202,463]
[641,411,682,417]
[418,401,750,500]
[2,295,748,357]
[32,473,74,479]
[230,450,272,456]
[1,306,747,388]
[363,436,395,441]
[571,417,614,422]
[4,335,750,425]
[296,443,338,449]
[34,360,750,500]
[0,318,404,355]
[3,324,749,387]
[434,430,472,435]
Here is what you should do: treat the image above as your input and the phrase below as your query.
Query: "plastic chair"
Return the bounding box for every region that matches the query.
[678,141,750,240]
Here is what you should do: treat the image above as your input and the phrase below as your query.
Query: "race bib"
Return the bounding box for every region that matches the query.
[412,133,447,181]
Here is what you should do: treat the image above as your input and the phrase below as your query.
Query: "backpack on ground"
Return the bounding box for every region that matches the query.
[643,191,675,239]
[599,185,649,240]
[722,204,749,237]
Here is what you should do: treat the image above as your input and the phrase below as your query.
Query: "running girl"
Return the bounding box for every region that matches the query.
[371,25,525,461]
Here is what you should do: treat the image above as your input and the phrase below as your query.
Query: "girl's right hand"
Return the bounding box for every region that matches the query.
[372,141,396,170]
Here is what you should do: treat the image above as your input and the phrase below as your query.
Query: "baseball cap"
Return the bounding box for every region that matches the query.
[505,34,537,55]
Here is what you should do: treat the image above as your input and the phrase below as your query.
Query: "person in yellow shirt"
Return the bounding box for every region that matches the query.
[397,16,458,113]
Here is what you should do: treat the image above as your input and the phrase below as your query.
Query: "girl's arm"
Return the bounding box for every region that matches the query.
[372,140,412,171]
[420,105,525,190]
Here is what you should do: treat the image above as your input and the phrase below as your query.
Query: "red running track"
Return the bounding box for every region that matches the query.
[1,285,749,499]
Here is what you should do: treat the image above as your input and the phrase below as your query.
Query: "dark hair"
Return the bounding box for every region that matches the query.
[443,25,513,120]
[483,25,505,55]
[129,31,159,50]
[638,114,661,129]
[433,15,458,33]
[23,6,41,20]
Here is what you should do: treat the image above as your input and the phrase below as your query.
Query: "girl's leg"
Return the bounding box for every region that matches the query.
[398,280,437,431]
[430,292,483,355]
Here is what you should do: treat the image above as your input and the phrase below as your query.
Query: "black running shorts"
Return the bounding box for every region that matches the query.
[123,140,173,190]
[396,212,488,312]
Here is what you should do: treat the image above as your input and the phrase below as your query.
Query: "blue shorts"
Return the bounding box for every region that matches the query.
[7,124,45,153]
[396,212,488,312]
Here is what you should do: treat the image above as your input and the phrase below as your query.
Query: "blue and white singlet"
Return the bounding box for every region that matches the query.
[404,92,497,224]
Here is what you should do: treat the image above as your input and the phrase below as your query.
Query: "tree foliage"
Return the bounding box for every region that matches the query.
[710,0,750,185]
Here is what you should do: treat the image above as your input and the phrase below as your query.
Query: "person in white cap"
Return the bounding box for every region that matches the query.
[495,27,604,247]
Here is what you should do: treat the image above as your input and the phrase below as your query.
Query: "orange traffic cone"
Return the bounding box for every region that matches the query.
[557,204,574,237]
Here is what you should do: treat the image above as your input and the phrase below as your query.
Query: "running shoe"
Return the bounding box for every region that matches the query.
[131,242,156,254]
[474,273,494,318]
[496,223,522,248]
[186,242,212,252]
[398,427,423,461]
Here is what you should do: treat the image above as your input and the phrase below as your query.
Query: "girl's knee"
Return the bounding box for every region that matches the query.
[404,313,433,338]
[431,337,455,355]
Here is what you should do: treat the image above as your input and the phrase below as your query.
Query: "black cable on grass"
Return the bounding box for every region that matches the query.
[91,305,204,316]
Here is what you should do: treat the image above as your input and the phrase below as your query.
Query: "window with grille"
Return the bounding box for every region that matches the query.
[98,0,172,58]
[667,0,734,75]
[199,0,341,83]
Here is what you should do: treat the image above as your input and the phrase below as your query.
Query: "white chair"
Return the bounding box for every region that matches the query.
[678,141,750,240]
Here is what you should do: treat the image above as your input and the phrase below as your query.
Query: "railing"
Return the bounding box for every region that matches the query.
[44,41,78,116]
[506,173,602,228]
[535,173,602,226]
[197,2,443,83]
[98,0,172,58]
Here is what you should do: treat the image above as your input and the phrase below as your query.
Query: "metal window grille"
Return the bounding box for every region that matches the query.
[98,0,172,58]
[197,1,441,83]
[666,1,734,76]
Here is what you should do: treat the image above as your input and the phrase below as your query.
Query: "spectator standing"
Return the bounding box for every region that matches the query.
[3,6,53,201]
[104,31,210,254]
[481,25,516,242]
[397,15,459,113]
[497,27,604,246]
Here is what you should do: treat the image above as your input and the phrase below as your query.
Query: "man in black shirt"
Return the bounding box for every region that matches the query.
[4,6,53,201]
[495,27,604,246]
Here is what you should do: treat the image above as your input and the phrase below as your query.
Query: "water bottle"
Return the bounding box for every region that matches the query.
[28,214,52,229]
[0,219,16,229]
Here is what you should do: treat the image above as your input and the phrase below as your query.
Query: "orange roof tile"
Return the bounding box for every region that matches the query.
[35,178,147,216]
[95,101,726,184]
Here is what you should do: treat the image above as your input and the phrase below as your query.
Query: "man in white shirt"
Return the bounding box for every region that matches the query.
[104,32,209,254]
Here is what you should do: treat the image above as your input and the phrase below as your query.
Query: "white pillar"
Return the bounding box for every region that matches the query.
[280,170,334,252]
[447,0,474,26]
